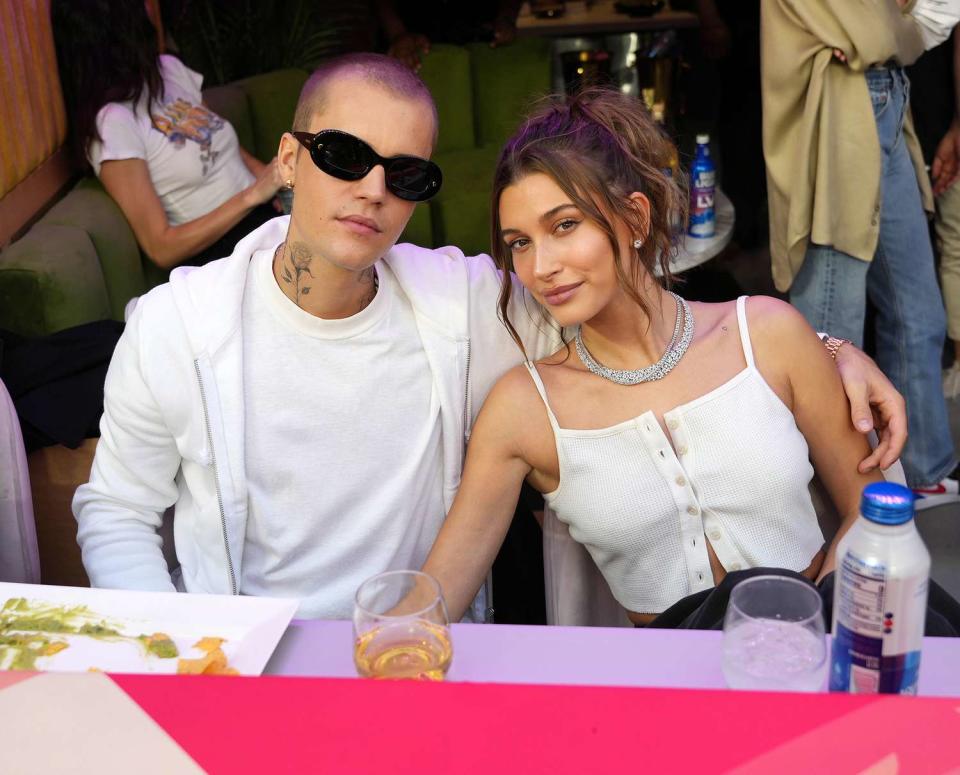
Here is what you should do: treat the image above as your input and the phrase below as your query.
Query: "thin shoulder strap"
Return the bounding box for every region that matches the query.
[524,361,561,431]
[735,296,756,369]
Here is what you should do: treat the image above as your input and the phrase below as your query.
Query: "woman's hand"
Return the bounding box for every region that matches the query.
[243,157,283,208]
[833,344,907,473]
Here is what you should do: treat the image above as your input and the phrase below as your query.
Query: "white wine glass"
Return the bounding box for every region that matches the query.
[353,570,452,680]
[721,575,827,692]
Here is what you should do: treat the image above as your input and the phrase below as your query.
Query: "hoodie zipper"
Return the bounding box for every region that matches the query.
[462,339,472,452]
[194,359,238,595]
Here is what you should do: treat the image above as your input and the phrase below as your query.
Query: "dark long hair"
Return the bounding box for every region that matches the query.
[490,87,687,356]
[51,0,164,167]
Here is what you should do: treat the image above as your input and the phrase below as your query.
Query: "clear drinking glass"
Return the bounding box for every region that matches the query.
[721,575,827,692]
[353,570,452,681]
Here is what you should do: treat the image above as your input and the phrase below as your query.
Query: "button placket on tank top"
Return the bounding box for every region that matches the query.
[638,411,713,592]
[664,408,749,576]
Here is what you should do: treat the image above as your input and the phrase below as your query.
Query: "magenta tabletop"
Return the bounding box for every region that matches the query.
[265,620,960,696]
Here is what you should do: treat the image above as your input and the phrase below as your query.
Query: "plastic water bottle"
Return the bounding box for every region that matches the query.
[829,482,930,695]
[688,133,715,238]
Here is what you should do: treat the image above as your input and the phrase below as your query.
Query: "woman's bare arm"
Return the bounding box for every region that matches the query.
[421,367,535,621]
[749,297,884,580]
[98,155,281,269]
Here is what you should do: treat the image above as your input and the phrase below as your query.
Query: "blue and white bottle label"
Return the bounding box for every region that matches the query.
[829,551,926,695]
[688,169,716,238]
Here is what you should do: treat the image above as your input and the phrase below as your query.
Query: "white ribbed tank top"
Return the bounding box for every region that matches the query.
[525,296,825,614]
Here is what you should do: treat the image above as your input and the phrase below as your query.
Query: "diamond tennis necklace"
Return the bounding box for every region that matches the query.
[574,292,695,385]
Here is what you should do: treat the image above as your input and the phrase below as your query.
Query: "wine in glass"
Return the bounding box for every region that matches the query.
[353,570,452,681]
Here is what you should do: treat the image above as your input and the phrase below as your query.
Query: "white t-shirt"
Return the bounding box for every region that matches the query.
[239,247,447,619]
[87,55,255,226]
[911,0,960,50]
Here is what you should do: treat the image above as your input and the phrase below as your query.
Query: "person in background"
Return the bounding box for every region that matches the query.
[911,28,960,398]
[51,0,283,270]
[762,0,960,509]
[376,0,522,71]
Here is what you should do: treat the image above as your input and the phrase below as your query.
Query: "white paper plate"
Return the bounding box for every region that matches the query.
[0,583,299,676]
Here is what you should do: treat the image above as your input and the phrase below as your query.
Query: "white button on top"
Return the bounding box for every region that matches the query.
[677,445,688,456]
[675,475,686,487]
[730,562,742,571]
[709,529,721,540]
[667,418,679,430]
[687,505,699,516]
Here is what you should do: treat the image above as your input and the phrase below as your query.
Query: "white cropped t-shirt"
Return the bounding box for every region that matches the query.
[87,55,254,226]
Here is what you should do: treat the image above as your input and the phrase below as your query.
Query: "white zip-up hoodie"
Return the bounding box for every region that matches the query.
[73,217,560,611]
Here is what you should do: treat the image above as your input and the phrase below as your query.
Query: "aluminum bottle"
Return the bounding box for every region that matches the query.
[829,482,930,694]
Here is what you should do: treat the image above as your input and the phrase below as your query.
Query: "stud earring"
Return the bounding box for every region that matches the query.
[633,238,643,249]
[285,179,295,189]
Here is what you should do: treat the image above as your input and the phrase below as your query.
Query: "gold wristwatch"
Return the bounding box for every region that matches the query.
[821,334,852,360]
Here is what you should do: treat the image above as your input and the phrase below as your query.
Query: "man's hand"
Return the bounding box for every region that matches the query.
[387,32,430,71]
[491,17,517,47]
[834,344,907,473]
[701,18,732,60]
[932,120,960,196]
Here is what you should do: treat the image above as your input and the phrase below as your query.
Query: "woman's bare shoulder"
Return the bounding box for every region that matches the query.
[741,295,820,347]
[484,362,546,414]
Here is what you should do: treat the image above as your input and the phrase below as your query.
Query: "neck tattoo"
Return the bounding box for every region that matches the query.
[273,243,378,314]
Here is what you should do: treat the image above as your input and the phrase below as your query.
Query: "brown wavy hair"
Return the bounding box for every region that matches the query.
[490,87,687,355]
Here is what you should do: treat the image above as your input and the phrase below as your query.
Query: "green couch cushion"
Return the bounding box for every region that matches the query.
[419,44,475,154]
[142,261,171,291]
[469,38,552,148]
[202,83,255,153]
[0,224,111,337]
[42,178,146,322]
[429,144,502,257]
[398,203,433,249]
[235,69,309,162]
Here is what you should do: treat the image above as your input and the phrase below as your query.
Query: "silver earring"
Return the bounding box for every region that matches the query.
[633,238,643,249]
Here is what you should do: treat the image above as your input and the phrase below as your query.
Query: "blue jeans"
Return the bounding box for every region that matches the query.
[790,67,955,487]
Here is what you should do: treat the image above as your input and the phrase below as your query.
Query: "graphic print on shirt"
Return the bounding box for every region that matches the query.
[152,99,224,175]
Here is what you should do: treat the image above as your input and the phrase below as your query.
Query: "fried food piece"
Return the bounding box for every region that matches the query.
[177,644,239,676]
[192,637,225,654]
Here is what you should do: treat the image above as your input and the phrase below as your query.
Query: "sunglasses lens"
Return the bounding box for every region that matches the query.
[309,131,441,201]
[386,159,441,201]
[318,136,370,179]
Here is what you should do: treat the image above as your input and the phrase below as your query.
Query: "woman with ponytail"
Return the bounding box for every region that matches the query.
[416,87,898,627]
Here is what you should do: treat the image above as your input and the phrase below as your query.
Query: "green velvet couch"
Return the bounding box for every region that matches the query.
[0,39,550,338]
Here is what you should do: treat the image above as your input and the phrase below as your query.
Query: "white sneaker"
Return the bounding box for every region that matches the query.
[943,361,960,401]
[913,473,960,511]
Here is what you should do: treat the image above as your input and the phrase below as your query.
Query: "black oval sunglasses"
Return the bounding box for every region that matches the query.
[292,129,442,202]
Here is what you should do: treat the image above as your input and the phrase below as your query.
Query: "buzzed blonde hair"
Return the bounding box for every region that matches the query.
[292,53,438,144]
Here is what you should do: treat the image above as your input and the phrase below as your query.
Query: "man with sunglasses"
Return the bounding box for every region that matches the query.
[74,53,908,621]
